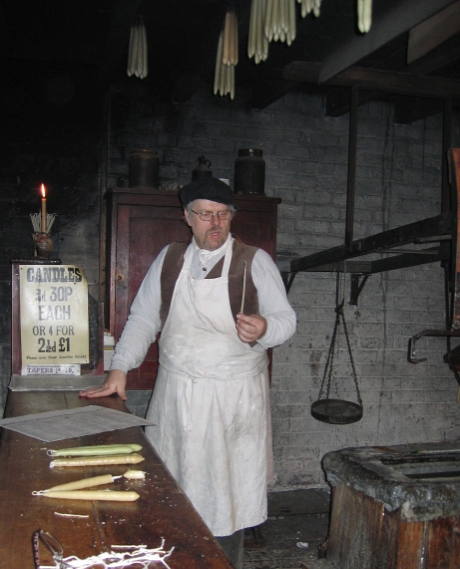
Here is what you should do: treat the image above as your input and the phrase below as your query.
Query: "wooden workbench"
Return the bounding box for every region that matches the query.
[0,389,233,568]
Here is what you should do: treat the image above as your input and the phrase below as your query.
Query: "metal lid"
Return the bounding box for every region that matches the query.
[130,148,158,156]
[238,148,263,157]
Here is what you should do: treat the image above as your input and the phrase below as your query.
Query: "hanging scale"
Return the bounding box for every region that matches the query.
[311,271,363,424]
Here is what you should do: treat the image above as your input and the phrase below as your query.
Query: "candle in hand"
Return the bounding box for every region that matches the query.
[41,184,47,233]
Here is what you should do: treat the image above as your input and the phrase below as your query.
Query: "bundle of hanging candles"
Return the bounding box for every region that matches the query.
[214,7,238,99]
[214,0,372,99]
[247,0,322,64]
[127,15,148,79]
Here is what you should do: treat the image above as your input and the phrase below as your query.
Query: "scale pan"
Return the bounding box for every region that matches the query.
[311,399,363,424]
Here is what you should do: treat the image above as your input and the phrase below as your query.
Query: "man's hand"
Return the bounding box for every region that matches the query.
[79,369,128,401]
[236,313,267,344]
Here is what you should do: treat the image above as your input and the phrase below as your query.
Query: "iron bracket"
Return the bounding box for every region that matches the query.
[349,274,369,305]
[408,328,460,364]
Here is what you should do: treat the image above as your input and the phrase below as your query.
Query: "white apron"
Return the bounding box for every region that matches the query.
[145,242,273,536]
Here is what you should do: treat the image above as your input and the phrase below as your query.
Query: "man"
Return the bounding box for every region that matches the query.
[80,177,296,568]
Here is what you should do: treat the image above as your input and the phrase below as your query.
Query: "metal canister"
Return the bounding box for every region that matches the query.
[234,149,265,195]
[129,149,159,188]
[192,155,212,181]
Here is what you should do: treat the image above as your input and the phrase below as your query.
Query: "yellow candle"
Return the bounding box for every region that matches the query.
[50,453,145,468]
[40,184,47,233]
[49,443,142,457]
[39,490,140,501]
[43,474,116,492]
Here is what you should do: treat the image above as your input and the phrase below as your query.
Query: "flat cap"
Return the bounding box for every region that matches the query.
[179,177,236,208]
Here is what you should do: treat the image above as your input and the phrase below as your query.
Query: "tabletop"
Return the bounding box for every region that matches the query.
[0,389,233,568]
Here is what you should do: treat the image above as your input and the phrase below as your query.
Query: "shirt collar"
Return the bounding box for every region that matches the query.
[193,234,233,263]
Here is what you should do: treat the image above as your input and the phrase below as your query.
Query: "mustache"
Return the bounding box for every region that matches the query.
[207,226,222,233]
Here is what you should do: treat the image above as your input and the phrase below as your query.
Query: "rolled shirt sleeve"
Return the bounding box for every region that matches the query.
[110,246,168,373]
[251,248,296,350]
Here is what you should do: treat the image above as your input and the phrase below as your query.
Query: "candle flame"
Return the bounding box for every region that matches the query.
[41,184,46,198]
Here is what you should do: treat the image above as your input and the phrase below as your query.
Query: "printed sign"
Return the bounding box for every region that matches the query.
[20,265,90,370]
[22,364,81,376]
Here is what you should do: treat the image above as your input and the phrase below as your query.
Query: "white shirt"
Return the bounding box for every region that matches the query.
[111,235,296,374]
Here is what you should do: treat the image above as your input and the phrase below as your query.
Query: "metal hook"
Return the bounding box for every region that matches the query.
[408,328,460,364]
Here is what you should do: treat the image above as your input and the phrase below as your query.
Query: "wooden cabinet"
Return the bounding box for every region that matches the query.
[106,187,280,389]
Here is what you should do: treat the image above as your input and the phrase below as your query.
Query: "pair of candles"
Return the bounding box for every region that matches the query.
[33,471,146,501]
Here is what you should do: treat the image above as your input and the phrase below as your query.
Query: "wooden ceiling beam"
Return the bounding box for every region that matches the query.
[318,0,458,84]
[407,36,460,76]
[407,1,460,64]
[393,96,443,124]
[283,61,460,99]
[325,87,378,117]
[325,90,445,122]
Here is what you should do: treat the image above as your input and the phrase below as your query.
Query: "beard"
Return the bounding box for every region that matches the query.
[201,226,226,250]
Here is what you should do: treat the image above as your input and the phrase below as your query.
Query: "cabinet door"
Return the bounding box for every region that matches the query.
[108,193,190,389]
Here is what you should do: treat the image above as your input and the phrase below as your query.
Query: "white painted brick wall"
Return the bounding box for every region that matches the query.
[109,86,460,490]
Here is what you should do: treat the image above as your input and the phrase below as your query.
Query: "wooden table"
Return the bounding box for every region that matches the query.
[0,390,233,568]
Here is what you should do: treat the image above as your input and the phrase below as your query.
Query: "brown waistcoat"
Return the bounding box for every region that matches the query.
[160,240,259,328]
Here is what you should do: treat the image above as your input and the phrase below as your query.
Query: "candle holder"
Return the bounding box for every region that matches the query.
[32,232,53,259]
[30,211,56,259]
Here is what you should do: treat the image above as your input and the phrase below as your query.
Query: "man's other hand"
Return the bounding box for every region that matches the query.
[79,369,128,401]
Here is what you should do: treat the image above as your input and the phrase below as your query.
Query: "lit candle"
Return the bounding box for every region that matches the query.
[40,184,47,233]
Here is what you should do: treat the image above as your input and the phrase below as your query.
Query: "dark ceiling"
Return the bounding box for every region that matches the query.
[1,0,460,125]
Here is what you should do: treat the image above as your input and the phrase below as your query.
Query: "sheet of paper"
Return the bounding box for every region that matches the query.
[0,405,154,442]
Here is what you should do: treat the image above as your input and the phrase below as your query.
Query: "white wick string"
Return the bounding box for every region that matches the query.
[30,212,56,233]
[54,513,89,519]
[38,542,174,569]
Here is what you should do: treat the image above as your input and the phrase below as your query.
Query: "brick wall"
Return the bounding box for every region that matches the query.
[1,81,459,490]
[108,85,460,489]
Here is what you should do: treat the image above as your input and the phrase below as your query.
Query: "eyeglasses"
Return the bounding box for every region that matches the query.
[190,209,233,221]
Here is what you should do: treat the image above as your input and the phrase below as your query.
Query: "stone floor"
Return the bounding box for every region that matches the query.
[243,488,336,569]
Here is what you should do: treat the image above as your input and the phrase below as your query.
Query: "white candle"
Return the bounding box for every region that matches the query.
[38,490,140,501]
[49,443,142,457]
[50,453,145,468]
